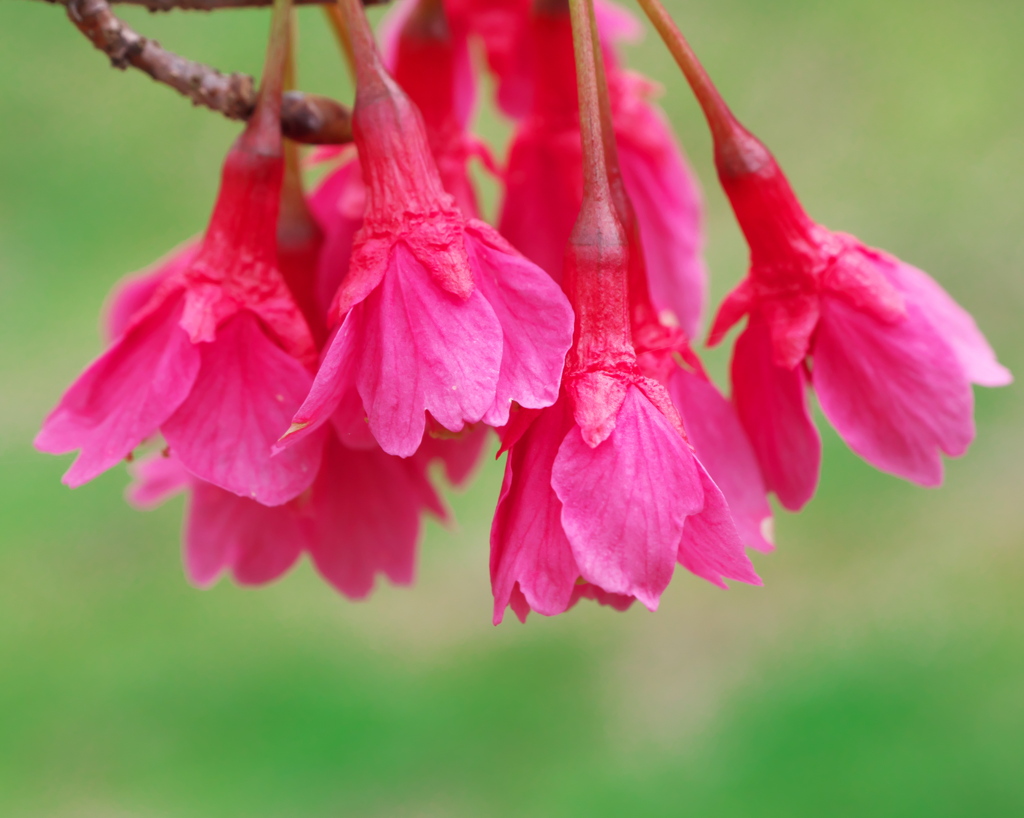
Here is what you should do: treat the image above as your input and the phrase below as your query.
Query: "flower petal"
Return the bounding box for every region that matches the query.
[307,436,425,599]
[490,397,579,624]
[678,463,762,588]
[185,482,305,588]
[874,251,1012,388]
[357,243,503,457]
[104,242,198,342]
[125,452,191,510]
[467,226,573,426]
[36,294,201,488]
[669,368,773,552]
[813,294,975,486]
[163,311,325,506]
[731,320,821,511]
[552,386,702,611]
[284,311,363,450]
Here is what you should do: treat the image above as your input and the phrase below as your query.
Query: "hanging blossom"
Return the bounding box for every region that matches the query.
[281,0,573,459]
[635,0,1010,509]
[496,0,706,337]
[618,132,774,555]
[117,75,452,598]
[35,20,326,506]
[128,435,445,597]
[490,0,759,623]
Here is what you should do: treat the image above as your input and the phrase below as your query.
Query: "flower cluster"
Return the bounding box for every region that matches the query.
[37,0,1008,622]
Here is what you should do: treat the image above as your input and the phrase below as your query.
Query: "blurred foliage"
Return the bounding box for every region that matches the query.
[0,0,1022,815]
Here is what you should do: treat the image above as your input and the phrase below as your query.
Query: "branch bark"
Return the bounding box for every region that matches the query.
[64,0,353,143]
[42,0,389,10]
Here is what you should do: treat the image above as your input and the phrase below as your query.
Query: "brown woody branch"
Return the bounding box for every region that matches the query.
[64,0,353,144]
[116,0,390,9]
[42,0,389,11]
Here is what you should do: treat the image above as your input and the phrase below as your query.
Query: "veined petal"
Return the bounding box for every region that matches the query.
[307,436,424,599]
[874,250,1012,388]
[357,243,503,457]
[283,310,363,450]
[552,386,702,611]
[467,226,573,426]
[813,293,975,486]
[490,397,579,624]
[36,295,201,488]
[185,482,306,588]
[163,311,325,506]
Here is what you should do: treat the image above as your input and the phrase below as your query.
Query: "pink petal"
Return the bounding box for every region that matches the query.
[104,242,198,342]
[616,92,706,338]
[594,0,643,43]
[490,397,580,624]
[36,295,201,488]
[813,294,975,487]
[284,312,363,450]
[307,436,425,599]
[125,452,191,509]
[498,126,583,283]
[872,250,1012,388]
[185,482,305,588]
[163,311,325,506]
[731,320,821,511]
[552,386,702,611]
[678,463,762,588]
[668,368,773,552]
[356,243,503,457]
[466,226,574,426]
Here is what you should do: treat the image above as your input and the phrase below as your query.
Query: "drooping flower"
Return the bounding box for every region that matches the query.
[633,0,1010,507]
[128,431,445,597]
[496,0,707,336]
[282,0,573,458]
[491,2,758,623]
[36,8,326,505]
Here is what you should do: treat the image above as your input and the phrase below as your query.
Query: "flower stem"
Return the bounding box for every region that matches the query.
[248,0,294,141]
[322,3,356,76]
[567,0,612,207]
[633,0,735,141]
[336,0,387,92]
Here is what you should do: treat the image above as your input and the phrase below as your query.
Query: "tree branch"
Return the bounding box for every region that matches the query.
[41,0,389,10]
[64,0,353,143]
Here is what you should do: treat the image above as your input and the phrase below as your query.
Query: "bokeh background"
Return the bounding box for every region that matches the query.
[2,0,1023,814]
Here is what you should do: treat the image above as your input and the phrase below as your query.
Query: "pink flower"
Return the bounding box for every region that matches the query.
[705,123,1010,505]
[282,33,572,458]
[36,93,325,505]
[496,6,706,336]
[128,432,444,597]
[491,151,759,622]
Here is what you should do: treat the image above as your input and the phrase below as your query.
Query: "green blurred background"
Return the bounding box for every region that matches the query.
[2,0,1023,814]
